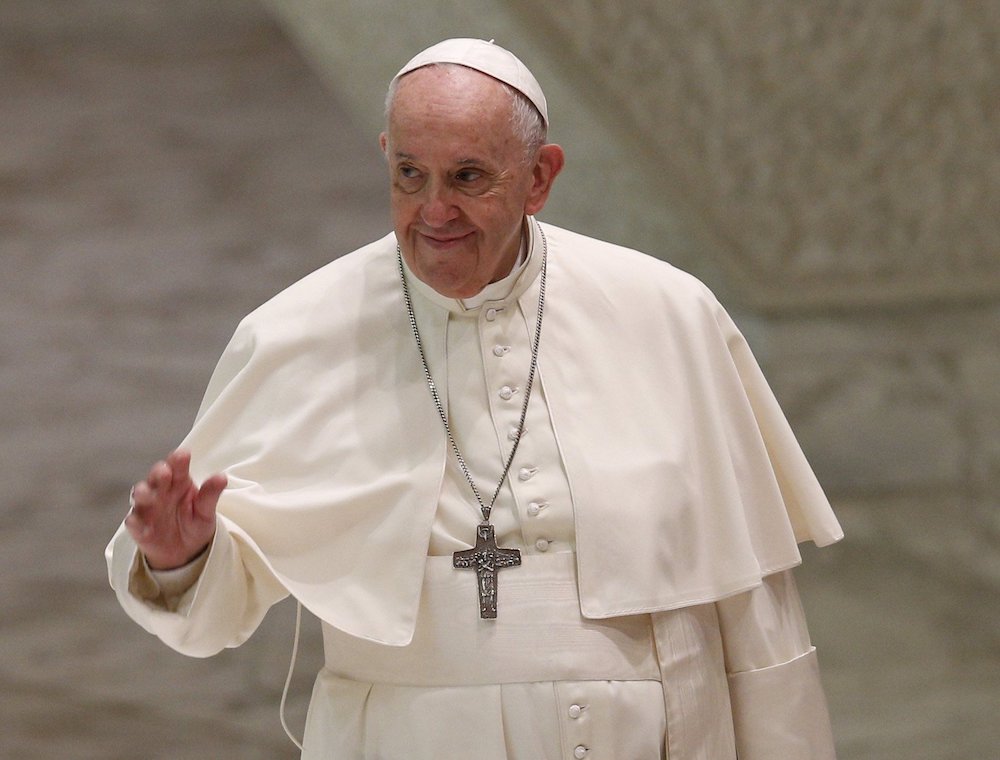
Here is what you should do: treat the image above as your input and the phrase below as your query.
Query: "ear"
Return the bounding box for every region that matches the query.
[379,132,388,155]
[524,144,565,216]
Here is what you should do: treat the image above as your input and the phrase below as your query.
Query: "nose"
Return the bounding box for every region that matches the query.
[419,181,459,228]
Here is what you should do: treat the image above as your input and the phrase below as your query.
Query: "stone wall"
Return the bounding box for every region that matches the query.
[756,306,1000,583]
[513,0,1000,309]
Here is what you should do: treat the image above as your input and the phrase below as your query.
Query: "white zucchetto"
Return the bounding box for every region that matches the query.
[392,38,549,127]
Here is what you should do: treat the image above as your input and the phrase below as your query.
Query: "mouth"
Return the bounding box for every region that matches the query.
[418,231,474,251]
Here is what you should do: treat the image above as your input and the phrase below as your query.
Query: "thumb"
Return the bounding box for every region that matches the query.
[193,473,228,522]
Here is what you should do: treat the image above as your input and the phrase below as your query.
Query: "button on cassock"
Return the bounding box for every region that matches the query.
[518,466,537,481]
[574,746,589,759]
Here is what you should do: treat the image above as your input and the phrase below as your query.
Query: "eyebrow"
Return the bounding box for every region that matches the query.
[392,151,484,167]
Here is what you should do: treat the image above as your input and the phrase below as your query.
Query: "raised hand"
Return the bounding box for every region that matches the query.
[125,449,226,570]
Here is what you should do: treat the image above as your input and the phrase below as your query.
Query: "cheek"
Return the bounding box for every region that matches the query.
[388,194,418,226]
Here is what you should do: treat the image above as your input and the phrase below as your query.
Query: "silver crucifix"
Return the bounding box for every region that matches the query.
[453,523,522,618]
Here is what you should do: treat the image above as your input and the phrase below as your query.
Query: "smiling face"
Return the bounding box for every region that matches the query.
[380,65,563,299]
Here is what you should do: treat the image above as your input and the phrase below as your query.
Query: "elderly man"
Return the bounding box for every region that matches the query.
[108,39,843,759]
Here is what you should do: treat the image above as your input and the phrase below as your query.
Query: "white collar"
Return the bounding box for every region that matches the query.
[459,234,528,309]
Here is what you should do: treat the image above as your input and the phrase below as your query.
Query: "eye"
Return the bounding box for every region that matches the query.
[455,169,483,183]
[394,164,424,192]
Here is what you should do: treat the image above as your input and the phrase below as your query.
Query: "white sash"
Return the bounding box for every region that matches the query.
[321,552,660,686]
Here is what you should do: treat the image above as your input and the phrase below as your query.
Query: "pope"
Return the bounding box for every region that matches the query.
[108,38,843,759]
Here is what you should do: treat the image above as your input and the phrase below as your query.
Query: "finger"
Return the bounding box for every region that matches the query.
[166,449,192,483]
[123,508,152,543]
[129,481,157,510]
[147,460,172,493]
[163,449,194,502]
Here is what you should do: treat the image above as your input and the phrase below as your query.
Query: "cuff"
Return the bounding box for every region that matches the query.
[728,647,837,759]
[128,544,211,612]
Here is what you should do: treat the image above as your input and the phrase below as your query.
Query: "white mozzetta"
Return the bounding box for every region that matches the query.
[108,220,841,647]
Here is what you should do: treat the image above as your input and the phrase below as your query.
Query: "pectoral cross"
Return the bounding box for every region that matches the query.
[453,523,522,619]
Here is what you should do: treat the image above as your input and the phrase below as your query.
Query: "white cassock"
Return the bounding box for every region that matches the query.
[107,218,844,759]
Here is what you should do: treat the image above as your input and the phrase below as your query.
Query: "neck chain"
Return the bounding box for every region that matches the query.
[396,223,547,619]
[396,225,547,523]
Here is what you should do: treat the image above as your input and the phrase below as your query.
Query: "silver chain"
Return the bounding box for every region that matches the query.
[396,224,547,524]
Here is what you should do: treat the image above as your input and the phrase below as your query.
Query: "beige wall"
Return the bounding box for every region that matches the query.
[262,0,1000,582]
[514,0,1000,309]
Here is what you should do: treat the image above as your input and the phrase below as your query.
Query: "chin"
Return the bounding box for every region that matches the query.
[426,275,478,299]
[411,259,478,297]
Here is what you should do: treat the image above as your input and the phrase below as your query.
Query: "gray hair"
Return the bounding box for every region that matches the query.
[384,63,547,162]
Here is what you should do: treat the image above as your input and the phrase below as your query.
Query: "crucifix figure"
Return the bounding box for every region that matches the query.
[453,523,522,619]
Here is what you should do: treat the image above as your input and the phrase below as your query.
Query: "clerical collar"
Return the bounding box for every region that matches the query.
[401,217,544,316]
[460,235,528,309]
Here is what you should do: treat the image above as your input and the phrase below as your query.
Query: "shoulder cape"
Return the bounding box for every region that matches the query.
[181,223,842,645]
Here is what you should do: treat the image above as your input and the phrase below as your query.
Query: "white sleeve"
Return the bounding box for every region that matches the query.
[130,547,211,610]
[715,570,837,759]
[106,515,288,658]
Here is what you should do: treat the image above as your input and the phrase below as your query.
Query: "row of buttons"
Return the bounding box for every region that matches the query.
[485,300,587,760]
[520,467,553,548]
[487,315,553,554]
[569,704,587,758]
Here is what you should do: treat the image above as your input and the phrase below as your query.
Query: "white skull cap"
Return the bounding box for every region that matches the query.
[392,38,548,127]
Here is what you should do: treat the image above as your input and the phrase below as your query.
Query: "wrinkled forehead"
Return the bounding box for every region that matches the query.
[391,38,548,128]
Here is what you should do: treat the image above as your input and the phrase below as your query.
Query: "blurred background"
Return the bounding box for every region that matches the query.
[2,1,997,757]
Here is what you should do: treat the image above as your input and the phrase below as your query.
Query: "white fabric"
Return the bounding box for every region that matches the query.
[115,526,829,757]
[431,223,574,556]
[458,229,527,309]
[106,218,841,756]
[320,553,658,686]
[120,219,839,646]
[718,572,836,759]
[727,650,835,759]
[110,519,286,658]
[302,678,666,760]
[142,550,208,608]
[393,38,549,127]
[650,574,835,760]
[304,552,666,759]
